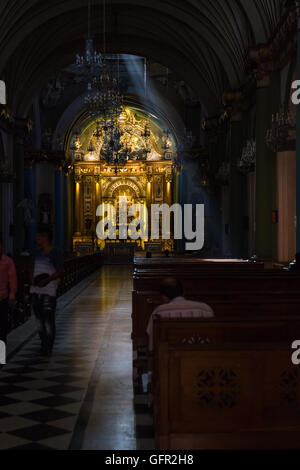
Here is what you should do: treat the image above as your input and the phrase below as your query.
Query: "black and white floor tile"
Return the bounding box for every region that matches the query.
[0,267,156,451]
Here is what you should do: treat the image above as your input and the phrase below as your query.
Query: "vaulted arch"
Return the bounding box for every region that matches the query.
[0,0,283,116]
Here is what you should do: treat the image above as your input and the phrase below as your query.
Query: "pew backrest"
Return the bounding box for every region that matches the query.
[153,319,300,449]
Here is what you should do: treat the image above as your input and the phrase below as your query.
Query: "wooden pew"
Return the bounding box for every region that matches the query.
[132,258,300,389]
[153,317,300,449]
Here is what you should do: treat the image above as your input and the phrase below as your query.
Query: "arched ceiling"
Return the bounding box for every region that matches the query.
[0,0,282,116]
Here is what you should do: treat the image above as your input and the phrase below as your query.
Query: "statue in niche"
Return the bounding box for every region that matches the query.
[17,192,34,227]
[38,193,52,226]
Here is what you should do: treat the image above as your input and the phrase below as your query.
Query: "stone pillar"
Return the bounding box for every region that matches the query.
[229,115,244,258]
[64,171,74,252]
[55,166,64,250]
[14,135,25,254]
[255,75,279,260]
[24,162,35,252]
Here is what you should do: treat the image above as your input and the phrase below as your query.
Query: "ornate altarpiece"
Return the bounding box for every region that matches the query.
[71,109,178,254]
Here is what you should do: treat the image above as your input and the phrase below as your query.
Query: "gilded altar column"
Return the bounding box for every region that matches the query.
[146,167,153,237]
[94,167,101,210]
[165,167,173,206]
[94,169,102,248]
[74,167,82,236]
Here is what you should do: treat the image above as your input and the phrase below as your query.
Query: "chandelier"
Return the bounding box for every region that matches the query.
[83,0,123,123]
[101,121,130,169]
[76,39,103,80]
[85,63,123,120]
[237,139,256,174]
[266,108,292,152]
[75,0,102,82]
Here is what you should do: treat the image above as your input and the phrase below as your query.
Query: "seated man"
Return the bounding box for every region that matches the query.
[147,277,214,351]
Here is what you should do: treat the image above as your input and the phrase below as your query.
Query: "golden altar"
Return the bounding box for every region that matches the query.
[70,108,179,254]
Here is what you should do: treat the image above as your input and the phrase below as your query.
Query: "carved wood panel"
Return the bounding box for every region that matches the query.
[197,368,240,409]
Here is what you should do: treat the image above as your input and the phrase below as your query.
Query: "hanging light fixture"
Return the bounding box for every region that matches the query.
[84,0,123,121]
[266,107,292,152]
[237,139,256,174]
[75,0,102,82]
[75,40,103,78]
[85,64,123,119]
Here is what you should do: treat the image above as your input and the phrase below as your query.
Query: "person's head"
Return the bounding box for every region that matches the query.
[159,277,183,303]
[36,227,53,248]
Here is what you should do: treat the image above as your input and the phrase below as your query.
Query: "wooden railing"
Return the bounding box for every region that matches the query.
[8,253,103,333]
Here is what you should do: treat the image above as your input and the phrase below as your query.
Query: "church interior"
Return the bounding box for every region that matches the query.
[0,0,300,452]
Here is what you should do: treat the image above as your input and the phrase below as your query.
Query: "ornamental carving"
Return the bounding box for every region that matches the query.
[182,334,212,346]
[197,368,240,409]
[280,369,299,406]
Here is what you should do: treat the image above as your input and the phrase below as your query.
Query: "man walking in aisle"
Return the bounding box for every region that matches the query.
[30,227,64,357]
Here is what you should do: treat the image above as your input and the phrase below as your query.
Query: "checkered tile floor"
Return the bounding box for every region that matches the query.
[134,394,155,450]
[0,325,102,449]
[0,267,155,450]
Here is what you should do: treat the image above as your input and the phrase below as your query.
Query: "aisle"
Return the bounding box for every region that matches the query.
[0,266,142,450]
